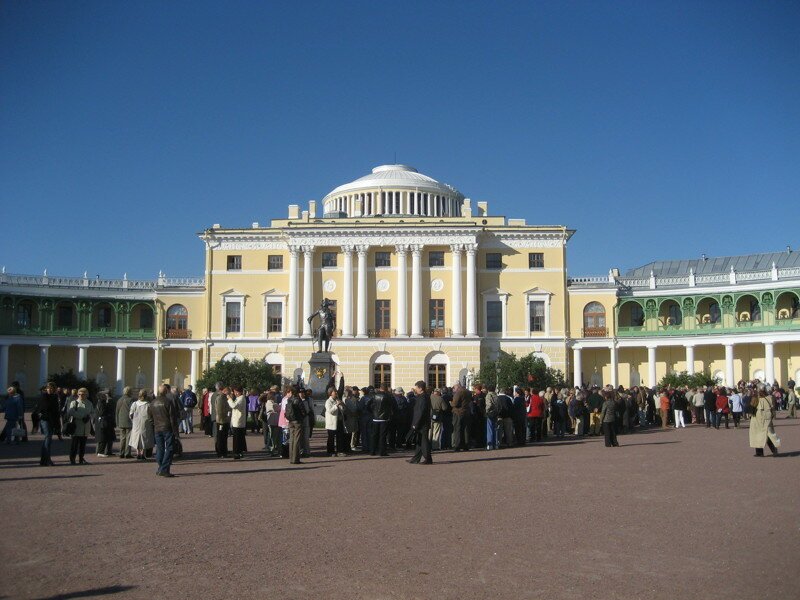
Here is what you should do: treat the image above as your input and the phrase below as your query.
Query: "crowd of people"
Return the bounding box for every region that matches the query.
[1,374,792,475]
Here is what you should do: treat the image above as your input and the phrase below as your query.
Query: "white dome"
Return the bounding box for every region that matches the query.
[321,165,464,218]
[323,165,462,201]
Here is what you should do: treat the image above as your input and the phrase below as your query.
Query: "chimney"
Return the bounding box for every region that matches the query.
[462,198,472,218]
[288,204,300,219]
[308,200,317,219]
[476,201,488,216]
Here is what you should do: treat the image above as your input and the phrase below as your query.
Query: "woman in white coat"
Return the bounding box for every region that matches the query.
[228,386,247,459]
[749,388,780,456]
[129,389,155,460]
[325,389,346,456]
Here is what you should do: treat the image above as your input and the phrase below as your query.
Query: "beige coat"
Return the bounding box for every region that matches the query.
[66,399,95,437]
[749,396,780,448]
[228,395,247,428]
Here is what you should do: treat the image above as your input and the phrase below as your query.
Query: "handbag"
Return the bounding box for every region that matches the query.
[11,426,25,439]
[64,416,77,436]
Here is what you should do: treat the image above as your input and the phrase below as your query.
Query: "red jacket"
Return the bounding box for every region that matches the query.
[527,394,545,418]
[715,396,730,414]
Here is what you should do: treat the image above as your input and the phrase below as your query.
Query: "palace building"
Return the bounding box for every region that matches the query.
[1,164,799,396]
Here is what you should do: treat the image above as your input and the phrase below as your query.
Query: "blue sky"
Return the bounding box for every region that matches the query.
[1,1,798,278]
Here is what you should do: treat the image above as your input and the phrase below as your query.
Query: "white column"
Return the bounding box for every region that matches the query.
[342,246,354,337]
[725,343,735,388]
[38,344,49,388]
[356,245,368,338]
[764,341,775,384]
[287,247,299,337]
[396,245,408,337]
[465,244,477,337]
[0,344,8,391]
[411,245,423,338]
[115,346,126,395]
[686,345,695,375]
[77,345,88,379]
[610,343,618,388]
[153,346,162,391]
[647,346,657,387]
[190,348,199,391]
[573,347,582,387]
[302,247,314,337]
[450,244,463,337]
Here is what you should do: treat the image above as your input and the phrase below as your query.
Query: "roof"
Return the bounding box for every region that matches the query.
[625,250,800,277]
[322,164,463,201]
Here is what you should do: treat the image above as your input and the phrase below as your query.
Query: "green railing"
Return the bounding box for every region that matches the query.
[0,326,156,339]
[617,318,800,337]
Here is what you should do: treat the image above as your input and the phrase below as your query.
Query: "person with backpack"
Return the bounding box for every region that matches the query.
[179,385,198,434]
[484,385,498,450]
[284,386,307,464]
[496,388,515,448]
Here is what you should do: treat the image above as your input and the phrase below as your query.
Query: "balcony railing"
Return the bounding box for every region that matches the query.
[582,327,608,337]
[2,326,155,339]
[368,328,396,338]
[423,328,451,338]
[165,328,192,339]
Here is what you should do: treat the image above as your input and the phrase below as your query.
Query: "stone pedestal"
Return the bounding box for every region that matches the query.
[307,351,335,403]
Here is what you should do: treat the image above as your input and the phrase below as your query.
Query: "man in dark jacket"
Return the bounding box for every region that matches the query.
[450,384,472,451]
[150,385,176,477]
[408,381,432,464]
[512,388,527,445]
[587,387,604,435]
[703,386,717,428]
[370,384,394,456]
[34,382,61,466]
[94,392,116,457]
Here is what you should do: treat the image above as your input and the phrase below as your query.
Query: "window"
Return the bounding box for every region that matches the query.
[528,253,544,269]
[267,302,282,333]
[138,307,154,330]
[268,255,283,271]
[708,302,721,324]
[97,305,113,328]
[583,302,607,330]
[373,363,392,389]
[227,255,242,270]
[631,303,645,326]
[375,300,391,334]
[374,251,391,267]
[667,303,682,326]
[57,304,74,328]
[429,299,445,332]
[271,364,282,378]
[428,251,444,267]
[486,300,503,333]
[529,300,545,332]
[225,302,241,333]
[16,302,32,328]
[166,304,188,331]
[427,364,447,390]
[322,252,338,268]
[750,298,761,321]
[485,253,502,270]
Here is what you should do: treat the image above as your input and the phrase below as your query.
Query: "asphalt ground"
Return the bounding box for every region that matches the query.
[1,416,798,600]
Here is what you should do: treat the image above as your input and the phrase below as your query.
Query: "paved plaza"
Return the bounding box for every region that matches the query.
[1,419,798,600]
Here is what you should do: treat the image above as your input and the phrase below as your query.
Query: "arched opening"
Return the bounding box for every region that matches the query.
[264,352,284,382]
[735,294,760,322]
[93,302,116,330]
[425,351,449,391]
[55,301,76,329]
[15,299,38,330]
[166,304,189,338]
[775,291,800,320]
[696,297,721,325]
[658,299,682,326]
[131,303,154,331]
[221,352,244,363]
[370,352,393,389]
[618,301,644,328]
[582,302,607,337]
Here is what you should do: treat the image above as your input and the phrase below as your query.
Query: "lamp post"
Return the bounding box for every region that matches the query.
[495,362,502,391]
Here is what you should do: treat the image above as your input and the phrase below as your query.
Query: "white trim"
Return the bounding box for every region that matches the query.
[220,290,246,339]
[262,290,287,338]
[481,288,509,337]
[524,288,552,337]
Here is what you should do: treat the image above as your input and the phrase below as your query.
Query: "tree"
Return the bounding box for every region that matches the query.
[477,352,565,391]
[48,369,99,400]
[658,371,719,390]
[196,358,280,393]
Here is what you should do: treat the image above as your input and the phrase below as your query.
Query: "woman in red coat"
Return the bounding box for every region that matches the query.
[526,391,545,442]
[715,388,730,429]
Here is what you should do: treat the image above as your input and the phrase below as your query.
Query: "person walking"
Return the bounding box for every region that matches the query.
[600,391,619,447]
[749,389,780,456]
[673,389,688,428]
[94,392,116,457]
[285,386,307,464]
[228,386,247,459]
[214,386,231,458]
[715,389,730,429]
[66,388,95,464]
[408,381,432,465]
[2,387,24,444]
[116,387,134,458]
[179,385,198,434]
[33,382,60,465]
[129,389,155,460]
[150,387,176,476]
[450,383,472,452]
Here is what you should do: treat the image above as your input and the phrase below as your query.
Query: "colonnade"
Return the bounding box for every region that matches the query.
[572,340,780,389]
[286,243,477,339]
[325,190,461,218]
